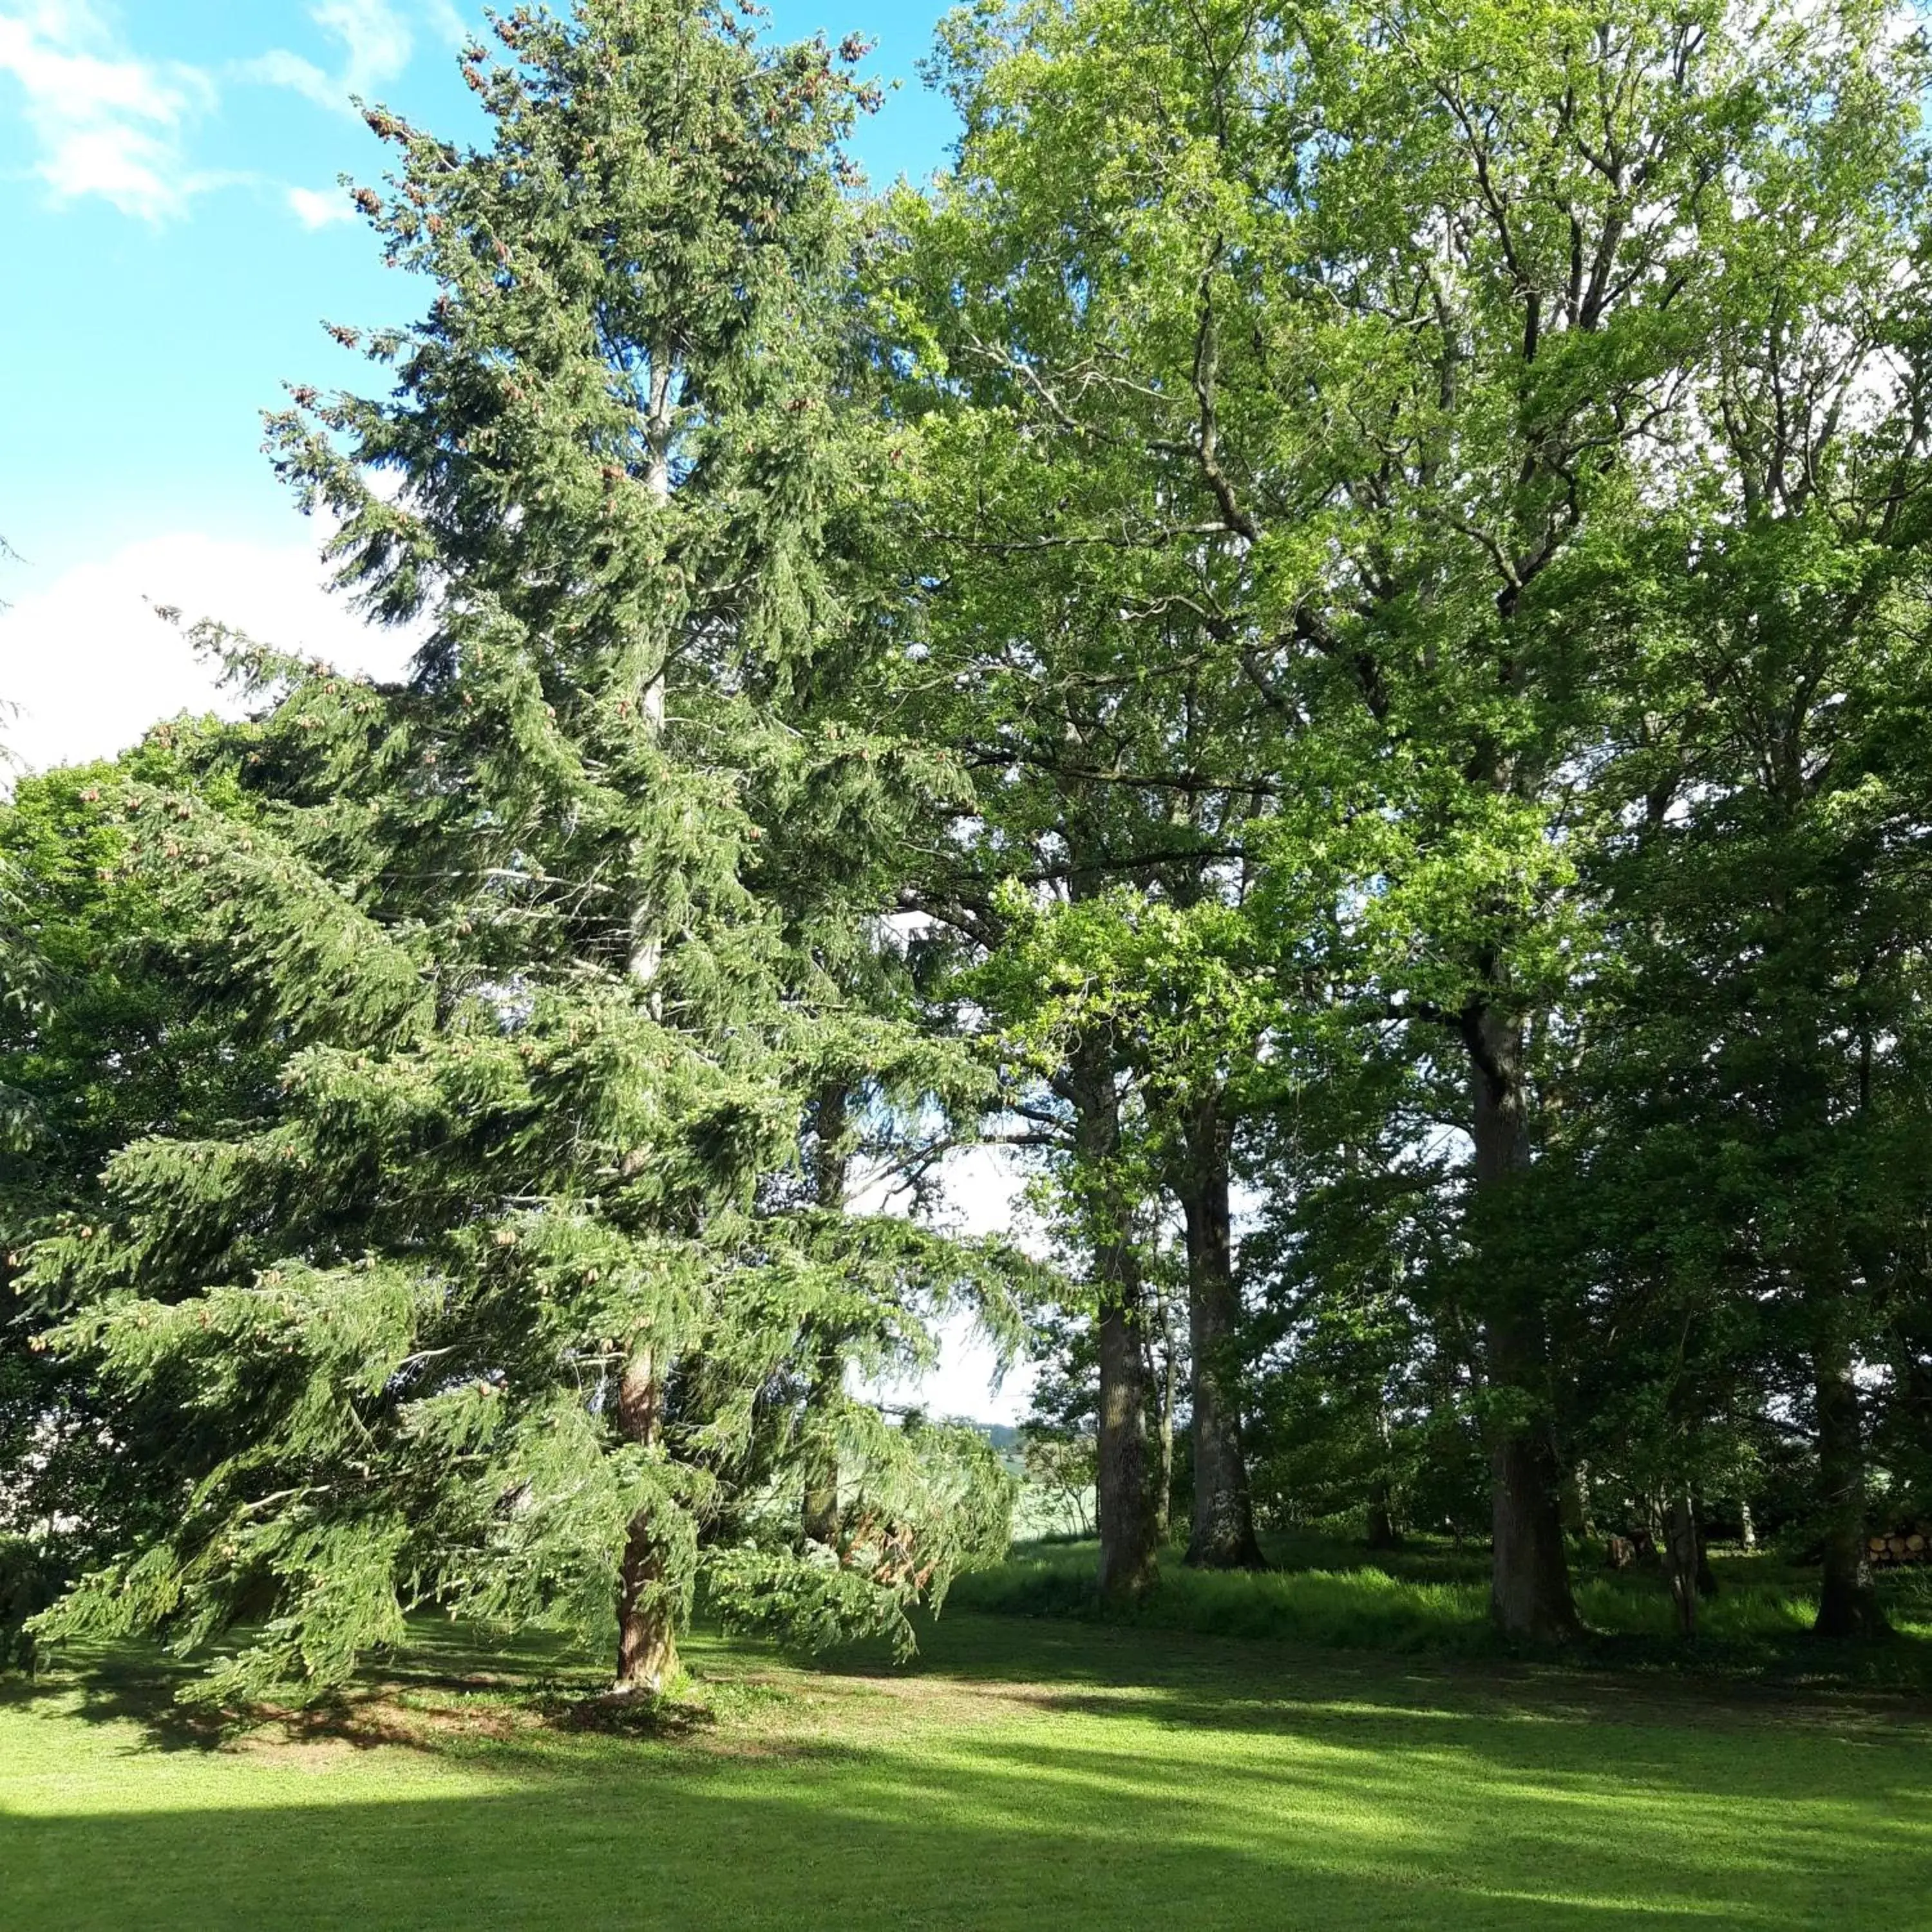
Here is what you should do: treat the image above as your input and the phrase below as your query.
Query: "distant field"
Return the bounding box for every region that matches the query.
[5,1601,1929,1930]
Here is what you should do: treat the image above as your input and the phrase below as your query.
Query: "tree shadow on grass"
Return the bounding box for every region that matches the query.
[0,1624,715,1760]
[6,1608,1929,1932]
[816,1611,1932,1815]
[14,1607,1932,1779]
[873,1605,1932,1723]
[4,1687,1929,1932]
[0,1644,235,1752]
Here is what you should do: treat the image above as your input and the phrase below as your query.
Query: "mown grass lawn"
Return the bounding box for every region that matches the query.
[4,1605,1929,1931]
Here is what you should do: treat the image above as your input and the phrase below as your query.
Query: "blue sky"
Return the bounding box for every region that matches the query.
[0,1,957,586]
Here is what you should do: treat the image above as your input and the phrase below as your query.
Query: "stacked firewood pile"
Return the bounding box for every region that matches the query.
[1868,1526,1931,1567]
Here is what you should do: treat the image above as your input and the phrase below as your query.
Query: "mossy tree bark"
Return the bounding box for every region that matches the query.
[1179,1096,1264,1571]
[1071,1037,1158,1600]
[1468,1004,1580,1643]
[1814,1318,1887,1642]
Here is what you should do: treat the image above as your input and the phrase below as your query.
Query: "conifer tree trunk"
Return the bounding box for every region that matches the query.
[614,1348,677,1692]
[801,1083,849,1548]
[1814,1318,1887,1640]
[614,922,679,1688]
[1179,1096,1264,1569]
[800,1339,844,1546]
[1070,1039,1157,1599]
[1467,1003,1580,1640]
[639,346,674,734]
[616,383,681,1690]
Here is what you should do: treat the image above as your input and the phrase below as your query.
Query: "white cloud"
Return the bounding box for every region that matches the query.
[0,0,214,220]
[418,0,470,47]
[241,0,414,117]
[0,531,418,777]
[0,1,471,220]
[287,183,353,229]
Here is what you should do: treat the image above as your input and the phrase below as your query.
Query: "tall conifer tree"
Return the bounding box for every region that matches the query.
[24,0,1011,1704]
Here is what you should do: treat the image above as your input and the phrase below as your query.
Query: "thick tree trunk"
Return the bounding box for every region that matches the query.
[1070,1039,1158,1600]
[1468,1003,1580,1640]
[1813,1320,1887,1640]
[800,1083,849,1548]
[1095,1302,1156,1596]
[614,1348,677,1692]
[801,1336,843,1549]
[1366,1489,1401,1553]
[1179,1097,1265,1569]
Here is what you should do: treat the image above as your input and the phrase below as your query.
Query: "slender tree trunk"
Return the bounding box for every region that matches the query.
[626,354,677,988]
[800,1083,850,1548]
[1070,1038,1158,1600]
[800,1332,843,1549]
[1665,1491,1700,1639]
[614,1347,677,1692]
[1146,1289,1177,1546]
[1561,1459,1596,1542]
[1366,1490,1401,1553]
[1178,1095,1266,1570]
[1367,1403,1405,1550]
[616,480,681,1690]
[638,349,674,731]
[1814,1318,1887,1640]
[1467,1003,1580,1640]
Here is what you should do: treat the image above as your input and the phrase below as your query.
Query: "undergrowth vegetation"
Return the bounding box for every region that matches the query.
[947,1538,1932,1685]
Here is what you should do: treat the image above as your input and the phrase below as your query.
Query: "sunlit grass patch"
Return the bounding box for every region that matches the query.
[3,1611,1929,1931]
